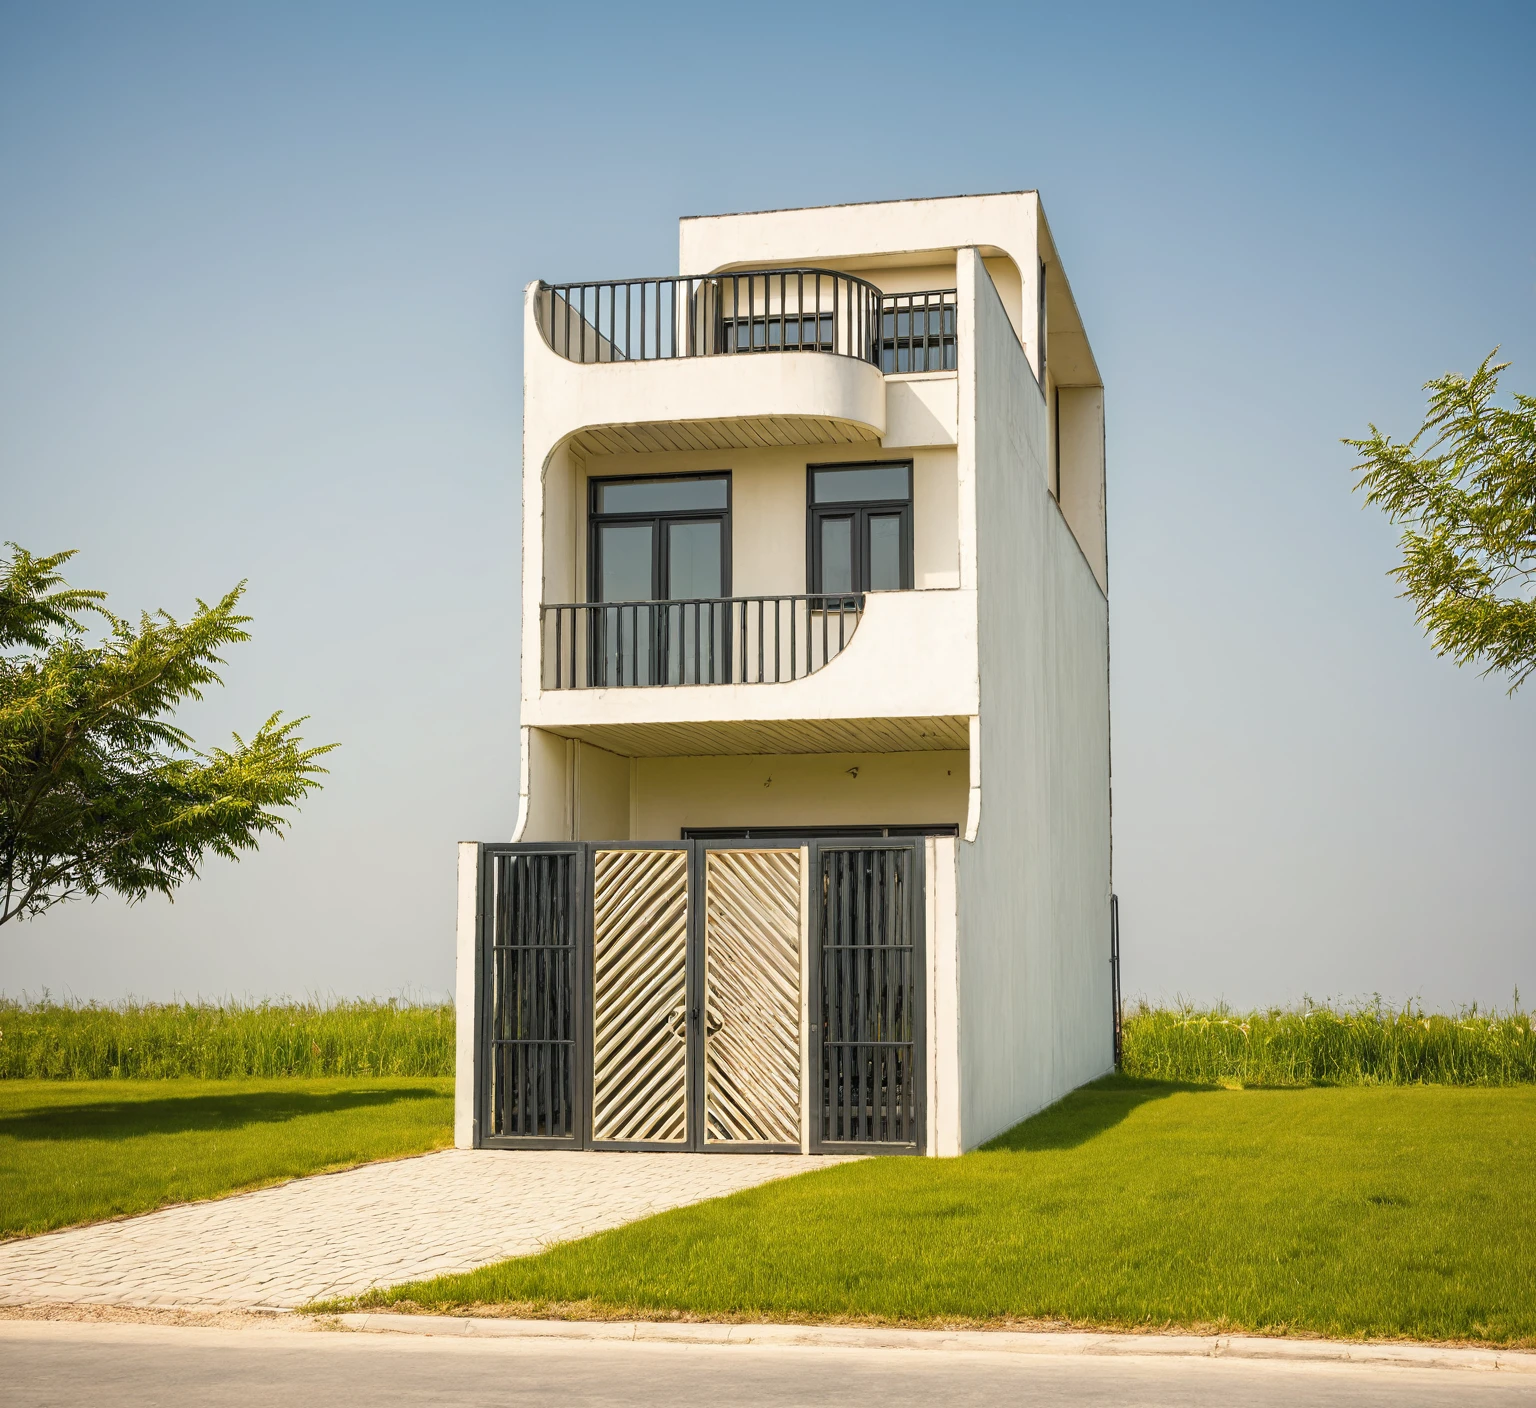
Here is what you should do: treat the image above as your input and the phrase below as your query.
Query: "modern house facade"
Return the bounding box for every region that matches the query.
[455,191,1112,1158]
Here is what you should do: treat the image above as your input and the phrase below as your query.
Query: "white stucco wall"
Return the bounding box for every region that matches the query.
[954,249,1113,1150]
[453,841,478,1149]
[926,834,961,1156]
[633,749,967,838]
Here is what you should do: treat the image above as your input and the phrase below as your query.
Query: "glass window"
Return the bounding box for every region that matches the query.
[807,461,913,595]
[819,517,854,595]
[665,520,723,600]
[598,523,654,602]
[867,514,903,591]
[597,476,729,514]
[811,465,910,504]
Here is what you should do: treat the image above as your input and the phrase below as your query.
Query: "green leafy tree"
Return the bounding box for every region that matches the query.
[1346,351,1536,691]
[0,546,336,926]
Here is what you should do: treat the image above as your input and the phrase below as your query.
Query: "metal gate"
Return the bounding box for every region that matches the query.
[701,847,804,1151]
[480,845,585,1148]
[477,838,922,1153]
[809,841,924,1153]
[590,845,690,1148]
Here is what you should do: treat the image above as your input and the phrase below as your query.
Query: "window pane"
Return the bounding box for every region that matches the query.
[819,517,854,594]
[812,465,910,504]
[868,515,902,590]
[597,477,728,514]
[665,519,722,600]
[598,522,653,601]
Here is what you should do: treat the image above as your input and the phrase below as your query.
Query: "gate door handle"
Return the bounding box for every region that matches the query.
[666,1004,687,1043]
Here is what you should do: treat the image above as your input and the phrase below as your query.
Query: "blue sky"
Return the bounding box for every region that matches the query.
[2,1,1533,1008]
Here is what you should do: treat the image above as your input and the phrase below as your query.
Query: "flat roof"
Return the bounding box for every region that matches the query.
[680,190,1039,223]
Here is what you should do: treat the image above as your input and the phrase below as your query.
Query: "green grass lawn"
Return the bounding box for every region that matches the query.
[0,1077,453,1239]
[341,1078,1536,1346]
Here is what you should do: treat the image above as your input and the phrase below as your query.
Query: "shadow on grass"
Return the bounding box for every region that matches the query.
[983,1074,1220,1152]
[0,1085,446,1143]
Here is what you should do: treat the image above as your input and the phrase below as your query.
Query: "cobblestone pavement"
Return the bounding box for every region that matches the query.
[0,1150,853,1310]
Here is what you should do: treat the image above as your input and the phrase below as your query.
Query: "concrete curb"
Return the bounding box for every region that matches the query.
[336,1313,1536,1373]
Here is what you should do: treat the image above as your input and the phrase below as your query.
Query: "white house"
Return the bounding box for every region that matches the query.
[455,191,1113,1157]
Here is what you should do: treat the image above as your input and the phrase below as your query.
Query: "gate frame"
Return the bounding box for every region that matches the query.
[476,841,591,1151]
[474,836,927,1155]
[806,837,928,1157]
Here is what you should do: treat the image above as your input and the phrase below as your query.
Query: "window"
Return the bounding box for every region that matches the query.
[807,463,913,597]
[588,474,731,684]
[880,291,957,373]
[722,312,835,353]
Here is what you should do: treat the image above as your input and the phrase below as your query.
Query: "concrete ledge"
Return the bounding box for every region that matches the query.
[336,1313,1536,1373]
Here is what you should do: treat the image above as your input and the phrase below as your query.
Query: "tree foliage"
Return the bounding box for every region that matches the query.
[1346,351,1536,691]
[0,546,335,926]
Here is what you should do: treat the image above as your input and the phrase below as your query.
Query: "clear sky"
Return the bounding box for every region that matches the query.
[2,1,1532,1010]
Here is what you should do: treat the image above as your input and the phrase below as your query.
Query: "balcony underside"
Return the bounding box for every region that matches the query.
[569,413,880,458]
[539,715,970,758]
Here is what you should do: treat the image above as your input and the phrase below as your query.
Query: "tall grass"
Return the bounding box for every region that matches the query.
[1122,998,1536,1086]
[0,997,455,1079]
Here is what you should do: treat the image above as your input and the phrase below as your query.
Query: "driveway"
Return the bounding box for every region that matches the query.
[0,1149,850,1309]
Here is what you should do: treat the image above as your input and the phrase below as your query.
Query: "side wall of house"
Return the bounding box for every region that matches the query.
[955,250,1113,1150]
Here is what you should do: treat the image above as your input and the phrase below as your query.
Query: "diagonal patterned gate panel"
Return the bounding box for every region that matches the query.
[704,849,802,1145]
[591,849,689,1144]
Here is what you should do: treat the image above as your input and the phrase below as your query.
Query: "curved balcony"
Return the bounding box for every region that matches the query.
[540,594,865,690]
[536,269,883,367]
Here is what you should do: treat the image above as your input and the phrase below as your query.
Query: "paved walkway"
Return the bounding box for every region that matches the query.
[0,1150,852,1310]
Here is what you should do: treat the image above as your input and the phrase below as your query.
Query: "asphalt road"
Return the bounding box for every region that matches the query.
[6,1321,1536,1407]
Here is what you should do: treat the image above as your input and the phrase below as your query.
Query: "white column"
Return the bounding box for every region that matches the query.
[453,841,480,1149]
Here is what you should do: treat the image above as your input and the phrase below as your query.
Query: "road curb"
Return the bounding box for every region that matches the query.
[335,1313,1536,1373]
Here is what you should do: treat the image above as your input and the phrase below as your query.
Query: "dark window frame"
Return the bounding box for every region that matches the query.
[806,461,914,596]
[587,472,733,603]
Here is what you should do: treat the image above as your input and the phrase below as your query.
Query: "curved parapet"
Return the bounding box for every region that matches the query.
[522,280,887,455]
[523,587,978,746]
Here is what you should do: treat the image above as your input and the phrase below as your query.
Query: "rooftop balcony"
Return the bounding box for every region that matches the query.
[536,269,957,374]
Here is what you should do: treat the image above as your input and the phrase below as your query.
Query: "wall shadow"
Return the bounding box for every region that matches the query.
[0,1085,446,1144]
[981,1075,1219,1152]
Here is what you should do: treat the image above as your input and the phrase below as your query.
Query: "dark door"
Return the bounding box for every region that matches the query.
[589,475,730,684]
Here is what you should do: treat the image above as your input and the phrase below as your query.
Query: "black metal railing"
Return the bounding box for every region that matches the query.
[540,594,865,689]
[880,289,957,373]
[537,269,884,366]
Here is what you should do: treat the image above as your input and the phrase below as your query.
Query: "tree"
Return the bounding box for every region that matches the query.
[0,546,336,926]
[1346,351,1536,692]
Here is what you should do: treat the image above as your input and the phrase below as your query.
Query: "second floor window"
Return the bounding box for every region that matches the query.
[808,463,913,596]
[588,474,730,604]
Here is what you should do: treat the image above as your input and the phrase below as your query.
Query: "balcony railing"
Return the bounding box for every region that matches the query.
[540,594,865,689]
[536,269,883,366]
[881,289,957,373]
